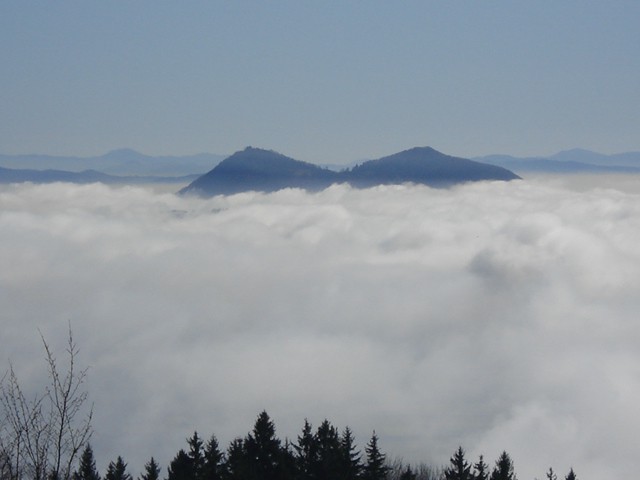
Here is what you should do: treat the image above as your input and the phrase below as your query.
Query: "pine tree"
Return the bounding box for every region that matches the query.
[293,420,316,480]
[188,432,205,480]
[473,455,489,480]
[104,457,131,480]
[201,435,224,480]
[444,447,472,480]
[223,439,247,480]
[545,467,557,480]
[490,452,516,480]
[564,468,576,480]
[244,411,282,480]
[139,458,160,480]
[73,445,100,480]
[362,432,388,480]
[167,450,194,480]
[313,420,341,480]
[339,426,362,480]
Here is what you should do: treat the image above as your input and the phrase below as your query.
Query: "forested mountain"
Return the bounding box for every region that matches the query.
[179,147,339,196]
[179,147,520,196]
[345,147,519,188]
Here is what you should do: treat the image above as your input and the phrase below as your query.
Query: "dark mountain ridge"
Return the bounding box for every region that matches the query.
[180,146,520,196]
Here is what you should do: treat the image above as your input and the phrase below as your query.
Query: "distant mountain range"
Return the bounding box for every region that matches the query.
[3,146,640,190]
[0,149,224,177]
[475,148,640,174]
[179,146,520,196]
[0,166,199,185]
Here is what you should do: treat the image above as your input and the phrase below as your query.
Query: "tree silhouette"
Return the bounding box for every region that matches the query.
[490,452,516,480]
[139,458,160,480]
[564,468,576,480]
[104,457,131,480]
[473,455,489,480]
[1,328,93,480]
[223,439,247,480]
[243,411,287,480]
[362,432,388,480]
[167,450,193,480]
[293,420,316,480]
[73,444,100,480]
[339,426,362,480]
[187,432,204,480]
[201,435,224,480]
[313,420,341,480]
[444,447,472,480]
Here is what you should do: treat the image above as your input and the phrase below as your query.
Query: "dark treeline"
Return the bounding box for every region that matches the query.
[69,412,578,480]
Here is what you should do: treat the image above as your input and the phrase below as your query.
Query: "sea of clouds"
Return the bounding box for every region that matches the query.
[2,178,640,479]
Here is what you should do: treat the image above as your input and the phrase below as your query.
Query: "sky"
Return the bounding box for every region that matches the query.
[3,178,640,479]
[1,1,639,163]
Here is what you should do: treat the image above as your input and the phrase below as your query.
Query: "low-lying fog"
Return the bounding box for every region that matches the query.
[2,176,640,479]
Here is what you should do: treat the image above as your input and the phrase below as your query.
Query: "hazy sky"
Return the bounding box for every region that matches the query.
[1,1,639,163]
[3,179,640,479]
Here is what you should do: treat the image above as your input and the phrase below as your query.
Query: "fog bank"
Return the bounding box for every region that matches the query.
[2,179,639,479]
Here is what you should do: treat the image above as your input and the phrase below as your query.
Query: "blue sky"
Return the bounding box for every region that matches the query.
[1,1,639,163]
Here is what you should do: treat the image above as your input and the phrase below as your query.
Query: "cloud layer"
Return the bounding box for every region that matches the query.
[2,178,640,479]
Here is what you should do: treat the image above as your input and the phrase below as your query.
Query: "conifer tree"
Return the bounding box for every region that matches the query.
[339,426,362,480]
[139,458,160,480]
[104,457,131,480]
[444,447,472,480]
[201,435,224,480]
[73,445,100,480]
[293,420,316,480]
[223,439,247,480]
[545,467,557,480]
[187,432,205,480]
[564,468,576,480]
[490,452,516,480]
[473,455,489,480]
[313,420,341,480]
[167,450,194,480]
[362,432,388,480]
[243,411,285,480]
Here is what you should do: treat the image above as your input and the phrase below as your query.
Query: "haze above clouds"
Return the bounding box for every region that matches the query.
[2,179,640,479]
[1,2,639,161]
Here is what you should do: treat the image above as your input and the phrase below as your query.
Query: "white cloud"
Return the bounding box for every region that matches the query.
[2,178,640,479]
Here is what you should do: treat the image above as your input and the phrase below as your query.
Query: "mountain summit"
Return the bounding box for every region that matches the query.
[179,146,520,196]
[345,146,519,187]
[179,147,339,195]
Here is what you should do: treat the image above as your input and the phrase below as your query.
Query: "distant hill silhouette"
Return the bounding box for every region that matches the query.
[0,149,224,176]
[180,146,520,196]
[0,165,199,185]
[476,149,640,174]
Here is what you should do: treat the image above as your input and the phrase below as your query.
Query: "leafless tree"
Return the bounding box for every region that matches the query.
[0,327,93,480]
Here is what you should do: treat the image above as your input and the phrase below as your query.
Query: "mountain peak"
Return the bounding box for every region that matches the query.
[180,147,338,195]
[101,148,147,160]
